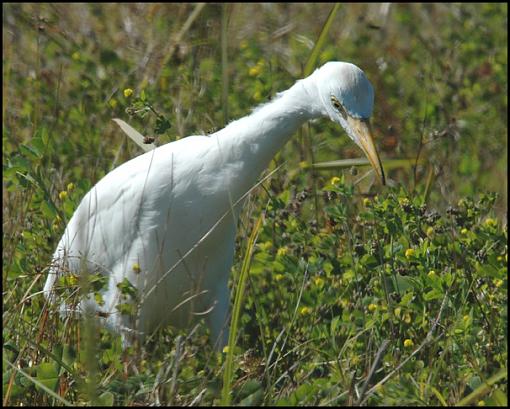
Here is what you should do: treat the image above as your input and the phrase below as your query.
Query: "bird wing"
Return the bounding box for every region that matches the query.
[48,135,213,285]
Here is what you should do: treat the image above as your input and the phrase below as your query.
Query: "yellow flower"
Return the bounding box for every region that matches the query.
[484,218,497,227]
[71,51,80,61]
[426,226,434,237]
[222,346,229,353]
[428,270,436,278]
[368,303,377,312]
[399,197,410,206]
[477,400,485,406]
[123,88,134,98]
[330,176,341,185]
[132,263,141,273]
[300,306,312,315]
[339,298,349,308]
[299,161,309,169]
[404,338,414,348]
[405,248,415,259]
[404,313,412,324]
[275,273,285,282]
[493,278,503,288]
[66,182,75,191]
[314,277,325,289]
[109,98,118,108]
[249,65,262,77]
[463,314,470,322]
[258,241,272,251]
[363,198,371,207]
[58,191,68,200]
[394,307,401,318]
[66,274,79,286]
[460,228,468,235]
[277,247,289,257]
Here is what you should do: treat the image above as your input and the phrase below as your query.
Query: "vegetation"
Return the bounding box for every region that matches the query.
[3,3,507,406]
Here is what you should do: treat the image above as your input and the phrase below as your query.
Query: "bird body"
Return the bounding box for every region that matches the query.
[44,62,384,348]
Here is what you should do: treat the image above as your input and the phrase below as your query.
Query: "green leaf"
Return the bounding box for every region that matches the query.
[238,388,263,406]
[400,291,415,306]
[360,254,378,269]
[487,388,507,406]
[388,274,419,293]
[3,359,69,404]
[32,128,49,154]
[154,116,171,135]
[456,368,507,406]
[97,391,115,406]
[116,277,138,299]
[36,362,58,379]
[116,302,136,316]
[424,288,444,301]
[19,144,41,161]
[40,200,58,220]
[35,362,59,393]
[237,379,262,400]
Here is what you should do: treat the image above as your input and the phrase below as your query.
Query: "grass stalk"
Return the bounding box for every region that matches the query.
[303,3,341,76]
[4,358,73,406]
[455,368,507,406]
[221,214,263,406]
[221,3,229,127]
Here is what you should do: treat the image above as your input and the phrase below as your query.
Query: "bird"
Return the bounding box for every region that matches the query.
[44,61,385,350]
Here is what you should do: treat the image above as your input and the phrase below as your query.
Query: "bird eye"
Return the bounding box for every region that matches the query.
[330,96,346,117]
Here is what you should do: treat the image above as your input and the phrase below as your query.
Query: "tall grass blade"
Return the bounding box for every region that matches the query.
[302,4,340,221]
[153,3,206,82]
[304,3,341,76]
[455,368,507,406]
[422,164,434,204]
[221,3,229,126]
[221,214,263,406]
[112,118,156,152]
[4,358,73,406]
[427,384,448,406]
[311,157,424,170]
[20,336,76,376]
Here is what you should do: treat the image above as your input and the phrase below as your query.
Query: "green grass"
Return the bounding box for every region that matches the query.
[3,3,507,406]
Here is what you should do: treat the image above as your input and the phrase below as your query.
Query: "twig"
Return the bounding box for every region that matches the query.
[356,339,390,405]
[188,388,207,406]
[168,335,183,405]
[153,3,206,82]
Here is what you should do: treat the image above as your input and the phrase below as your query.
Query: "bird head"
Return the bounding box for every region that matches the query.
[312,62,386,185]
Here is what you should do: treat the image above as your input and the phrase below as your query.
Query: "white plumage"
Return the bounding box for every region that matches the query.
[44,61,385,349]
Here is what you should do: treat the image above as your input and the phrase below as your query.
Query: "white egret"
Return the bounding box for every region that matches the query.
[44,61,385,349]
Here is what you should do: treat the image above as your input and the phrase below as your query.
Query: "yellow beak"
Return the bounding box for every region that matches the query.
[346,116,386,185]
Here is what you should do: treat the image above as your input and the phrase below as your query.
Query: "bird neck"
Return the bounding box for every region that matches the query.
[212,75,323,191]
